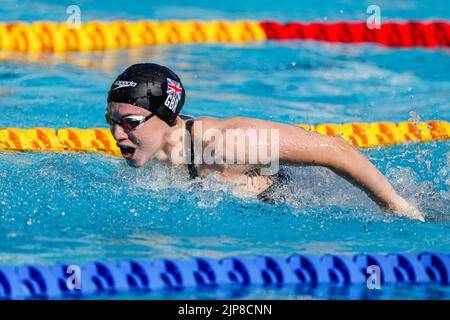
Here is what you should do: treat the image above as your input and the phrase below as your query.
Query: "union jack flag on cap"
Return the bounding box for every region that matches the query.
[166,78,183,101]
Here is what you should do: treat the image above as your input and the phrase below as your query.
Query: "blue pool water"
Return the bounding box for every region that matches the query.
[0,0,449,299]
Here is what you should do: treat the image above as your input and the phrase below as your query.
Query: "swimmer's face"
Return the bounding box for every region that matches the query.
[106,102,168,167]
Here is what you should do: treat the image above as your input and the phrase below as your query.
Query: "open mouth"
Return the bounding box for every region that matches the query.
[118,145,136,159]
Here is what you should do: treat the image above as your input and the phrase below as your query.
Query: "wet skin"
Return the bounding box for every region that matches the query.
[107,102,425,221]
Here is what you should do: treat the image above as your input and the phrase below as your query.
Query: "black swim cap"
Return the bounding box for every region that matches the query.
[107,63,185,127]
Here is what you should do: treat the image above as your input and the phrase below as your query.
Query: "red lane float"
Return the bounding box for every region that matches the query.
[259,21,450,47]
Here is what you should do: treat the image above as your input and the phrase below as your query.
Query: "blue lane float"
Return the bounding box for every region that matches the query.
[0,252,449,299]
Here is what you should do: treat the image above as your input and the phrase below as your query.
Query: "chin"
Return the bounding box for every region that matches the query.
[126,159,139,168]
[125,157,142,168]
[126,155,150,168]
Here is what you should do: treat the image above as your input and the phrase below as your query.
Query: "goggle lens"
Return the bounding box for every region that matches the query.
[121,117,143,131]
[105,113,155,131]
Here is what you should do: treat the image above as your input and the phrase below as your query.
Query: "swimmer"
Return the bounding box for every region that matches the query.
[106,63,425,221]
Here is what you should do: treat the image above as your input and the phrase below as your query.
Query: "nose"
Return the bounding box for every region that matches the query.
[110,124,129,142]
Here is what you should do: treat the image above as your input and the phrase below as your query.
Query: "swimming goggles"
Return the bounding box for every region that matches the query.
[105,112,156,131]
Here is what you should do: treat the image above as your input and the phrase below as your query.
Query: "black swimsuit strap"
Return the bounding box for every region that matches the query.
[185,118,199,179]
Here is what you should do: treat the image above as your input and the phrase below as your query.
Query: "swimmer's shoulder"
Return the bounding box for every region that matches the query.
[190,116,232,133]
[190,116,309,138]
[207,116,303,131]
[194,116,265,130]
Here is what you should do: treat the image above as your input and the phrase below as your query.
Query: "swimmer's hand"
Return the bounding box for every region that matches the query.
[384,195,426,222]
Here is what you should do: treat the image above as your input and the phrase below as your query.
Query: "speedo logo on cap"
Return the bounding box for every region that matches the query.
[112,80,137,90]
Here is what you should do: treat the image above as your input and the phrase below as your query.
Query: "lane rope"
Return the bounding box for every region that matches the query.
[0,252,448,299]
[261,21,450,47]
[0,120,448,157]
[0,20,449,52]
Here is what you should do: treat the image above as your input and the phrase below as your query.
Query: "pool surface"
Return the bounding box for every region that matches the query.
[0,0,449,299]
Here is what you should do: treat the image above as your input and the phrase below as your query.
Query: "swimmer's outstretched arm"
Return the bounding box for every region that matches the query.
[220,117,425,221]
